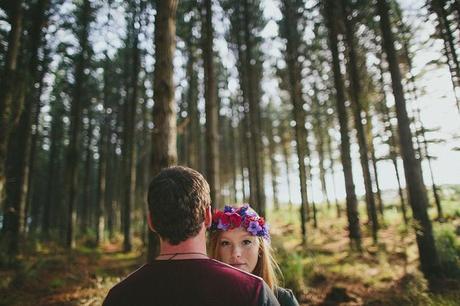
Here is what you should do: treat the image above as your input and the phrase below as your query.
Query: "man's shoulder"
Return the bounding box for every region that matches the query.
[103,265,149,296]
[205,259,264,283]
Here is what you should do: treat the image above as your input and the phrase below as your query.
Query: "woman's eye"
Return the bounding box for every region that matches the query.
[220,240,230,247]
[242,240,252,246]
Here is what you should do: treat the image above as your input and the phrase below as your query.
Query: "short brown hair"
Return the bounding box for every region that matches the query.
[147,166,211,245]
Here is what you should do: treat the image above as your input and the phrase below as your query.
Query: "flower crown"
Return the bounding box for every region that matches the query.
[210,204,270,240]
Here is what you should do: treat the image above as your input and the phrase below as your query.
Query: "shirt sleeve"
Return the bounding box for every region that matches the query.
[276,287,300,306]
[280,289,299,306]
[258,281,281,306]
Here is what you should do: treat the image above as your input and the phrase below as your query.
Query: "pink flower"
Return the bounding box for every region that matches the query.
[229,213,242,228]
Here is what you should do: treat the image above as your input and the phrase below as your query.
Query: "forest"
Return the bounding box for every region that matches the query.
[0,0,460,305]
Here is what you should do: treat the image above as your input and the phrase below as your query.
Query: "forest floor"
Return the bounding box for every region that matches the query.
[1,200,460,305]
[270,200,460,305]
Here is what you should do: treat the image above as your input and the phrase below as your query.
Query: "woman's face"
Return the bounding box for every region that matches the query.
[217,227,260,273]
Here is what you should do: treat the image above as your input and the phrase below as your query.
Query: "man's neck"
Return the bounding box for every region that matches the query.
[157,227,208,260]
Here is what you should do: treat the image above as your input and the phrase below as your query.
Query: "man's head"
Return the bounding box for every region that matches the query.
[147,166,211,245]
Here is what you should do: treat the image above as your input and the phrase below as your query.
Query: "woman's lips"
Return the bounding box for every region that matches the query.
[230,263,246,268]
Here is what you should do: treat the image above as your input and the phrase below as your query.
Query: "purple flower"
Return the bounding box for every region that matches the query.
[257,226,270,240]
[238,205,249,217]
[217,219,229,231]
[247,221,262,236]
[245,208,258,218]
[224,206,234,213]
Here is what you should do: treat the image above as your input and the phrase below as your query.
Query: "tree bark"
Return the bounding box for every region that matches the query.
[185,40,200,170]
[366,112,384,219]
[342,0,379,243]
[281,0,310,243]
[376,50,408,225]
[81,117,93,234]
[401,39,443,220]
[2,0,50,255]
[432,0,460,113]
[326,129,341,218]
[325,0,361,250]
[202,0,220,208]
[95,55,112,245]
[265,107,279,210]
[242,0,266,216]
[122,11,140,252]
[312,83,331,210]
[64,0,92,249]
[280,124,293,208]
[377,0,442,282]
[0,0,24,205]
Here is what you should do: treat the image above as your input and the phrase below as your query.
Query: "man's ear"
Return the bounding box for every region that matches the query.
[147,213,156,232]
[204,206,212,229]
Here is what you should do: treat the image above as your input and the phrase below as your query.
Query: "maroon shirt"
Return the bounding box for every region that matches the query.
[102,259,280,306]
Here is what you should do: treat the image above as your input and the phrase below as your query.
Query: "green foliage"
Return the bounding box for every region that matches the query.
[434,224,460,279]
[78,228,99,249]
[395,273,431,305]
[275,247,305,296]
[429,290,460,306]
[49,278,65,289]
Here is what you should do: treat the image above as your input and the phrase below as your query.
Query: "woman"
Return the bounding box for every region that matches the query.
[208,204,299,306]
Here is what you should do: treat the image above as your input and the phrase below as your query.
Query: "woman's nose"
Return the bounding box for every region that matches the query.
[231,246,242,258]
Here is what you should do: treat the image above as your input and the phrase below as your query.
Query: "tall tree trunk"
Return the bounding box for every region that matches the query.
[233,3,250,205]
[186,42,200,170]
[3,0,50,255]
[241,0,265,216]
[202,0,220,208]
[376,50,408,224]
[401,39,443,220]
[148,0,178,262]
[238,115,248,202]
[3,84,27,256]
[342,0,379,243]
[139,89,152,245]
[280,126,293,208]
[325,0,361,250]
[81,118,93,234]
[266,110,279,210]
[281,0,309,243]
[64,0,91,249]
[95,55,112,245]
[13,0,50,239]
[312,84,331,209]
[326,130,341,218]
[24,44,50,235]
[43,85,65,239]
[366,112,384,219]
[0,0,24,202]
[308,168,318,228]
[432,0,460,113]
[122,13,140,252]
[377,0,442,282]
[229,100,238,203]
[106,147,116,240]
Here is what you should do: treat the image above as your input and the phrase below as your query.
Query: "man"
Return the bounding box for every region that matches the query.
[103,166,280,306]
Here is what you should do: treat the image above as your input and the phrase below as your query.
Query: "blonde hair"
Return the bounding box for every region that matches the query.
[208,231,282,290]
